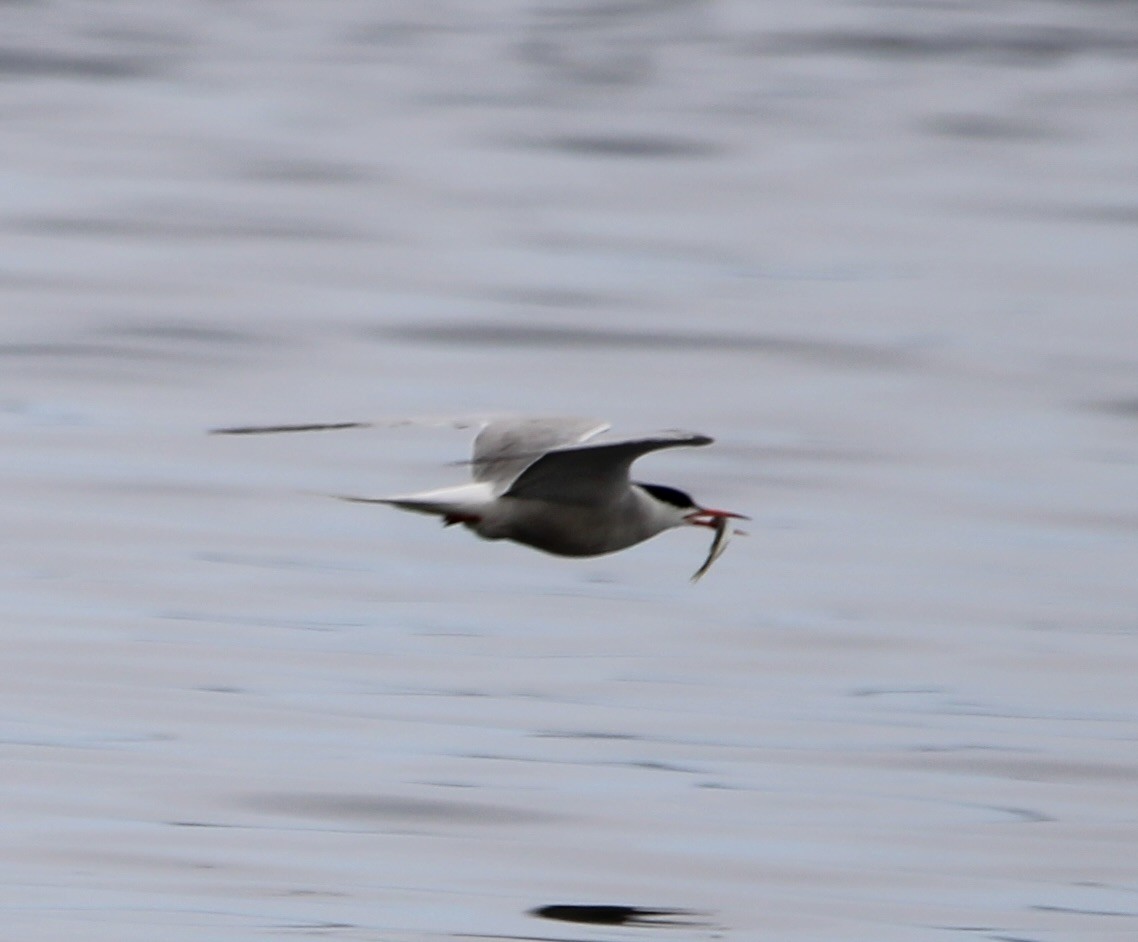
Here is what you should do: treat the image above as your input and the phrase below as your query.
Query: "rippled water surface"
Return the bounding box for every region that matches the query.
[3,2,1138,939]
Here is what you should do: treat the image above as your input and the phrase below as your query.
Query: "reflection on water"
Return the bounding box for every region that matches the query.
[3,1,1138,940]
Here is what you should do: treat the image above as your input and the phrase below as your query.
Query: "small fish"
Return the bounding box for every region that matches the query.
[691,515,742,582]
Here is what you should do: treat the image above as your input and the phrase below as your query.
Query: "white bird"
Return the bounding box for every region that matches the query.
[213,415,748,578]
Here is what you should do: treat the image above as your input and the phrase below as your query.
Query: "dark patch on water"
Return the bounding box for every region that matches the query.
[628,760,699,773]
[465,749,701,775]
[276,922,355,931]
[241,158,374,184]
[376,321,911,368]
[536,133,722,159]
[0,340,213,365]
[1032,904,1138,917]
[101,322,265,346]
[1085,396,1138,417]
[11,211,364,242]
[532,730,640,740]
[904,743,1020,754]
[986,203,1138,227]
[1063,205,1138,225]
[756,26,1138,64]
[342,18,450,49]
[1,322,266,372]
[517,0,710,87]
[851,685,948,697]
[491,286,614,309]
[169,820,239,829]
[980,758,1138,785]
[529,904,706,927]
[988,935,1049,942]
[1021,510,1138,538]
[0,342,142,359]
[985,805,1054,825]
[923,113,1055,141]
[247,792,561,826]
[0,47,157,79]
[867,762,1107,816]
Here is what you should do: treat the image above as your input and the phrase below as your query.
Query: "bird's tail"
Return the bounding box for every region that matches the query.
[331,483,492,521]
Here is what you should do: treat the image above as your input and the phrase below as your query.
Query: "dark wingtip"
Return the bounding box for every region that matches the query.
[665,430,713,447]
[209,422,369,435]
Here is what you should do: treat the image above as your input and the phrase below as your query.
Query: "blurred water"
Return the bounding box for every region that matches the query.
[3,2,1138,940]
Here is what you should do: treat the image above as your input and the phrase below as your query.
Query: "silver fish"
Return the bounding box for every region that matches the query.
[691,515,737,582]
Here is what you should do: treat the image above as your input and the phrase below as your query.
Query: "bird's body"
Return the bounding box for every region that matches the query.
[214,414,746,577]
[475,486,681,557]
[374,478,682,557]
[337,416,745,562]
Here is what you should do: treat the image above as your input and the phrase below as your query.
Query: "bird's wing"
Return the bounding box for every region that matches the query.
[471,416,609,491]
[503,430,712,506]
[210,413,505,436]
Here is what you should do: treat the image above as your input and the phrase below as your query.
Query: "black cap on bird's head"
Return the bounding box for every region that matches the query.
[638,483,697,510]
[637,482,749,529]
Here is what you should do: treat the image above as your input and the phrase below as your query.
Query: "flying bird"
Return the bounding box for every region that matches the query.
[213,415,747,579]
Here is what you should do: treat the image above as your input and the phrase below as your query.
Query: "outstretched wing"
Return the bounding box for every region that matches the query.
[471,416,609,491]
[503,431,712,506]
[210,414,500,436]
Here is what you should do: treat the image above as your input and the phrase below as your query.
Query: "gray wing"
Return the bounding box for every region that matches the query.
[472,416,609,491]
[503,431,713,506]
[210,414,509,437]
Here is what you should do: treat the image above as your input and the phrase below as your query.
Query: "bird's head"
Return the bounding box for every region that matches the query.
[637,483,749,530]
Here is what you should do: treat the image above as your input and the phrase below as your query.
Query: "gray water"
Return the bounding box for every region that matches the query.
[3,2,1138,939]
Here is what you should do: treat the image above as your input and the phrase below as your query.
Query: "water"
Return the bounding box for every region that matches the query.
[3,1,1138,939]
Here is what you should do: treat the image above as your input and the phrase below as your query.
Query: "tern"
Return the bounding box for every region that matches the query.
[213,415,748,578]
